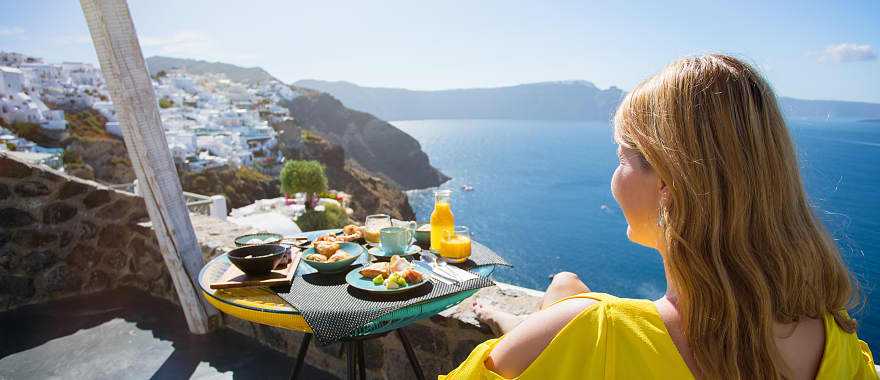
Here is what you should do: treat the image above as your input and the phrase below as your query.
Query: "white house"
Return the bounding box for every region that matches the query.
[0,66,24,95]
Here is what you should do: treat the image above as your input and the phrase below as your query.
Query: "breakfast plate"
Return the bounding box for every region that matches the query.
[345,263,431,294]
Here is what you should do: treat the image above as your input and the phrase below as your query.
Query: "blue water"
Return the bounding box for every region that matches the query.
[396,119,880,348]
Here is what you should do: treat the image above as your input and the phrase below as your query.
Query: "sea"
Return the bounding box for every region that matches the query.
[396,118,880,348]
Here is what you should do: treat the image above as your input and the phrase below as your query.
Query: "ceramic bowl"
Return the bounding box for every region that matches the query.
[234,232,283,247]
[301,242,365,274]
[227,244,288,275]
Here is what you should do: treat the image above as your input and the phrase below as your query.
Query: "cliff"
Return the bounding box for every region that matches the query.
[296,79,880,122]
[294,79,626,121]
[273,119,415,221]
[281,90,449,190]
[178,166,279,210]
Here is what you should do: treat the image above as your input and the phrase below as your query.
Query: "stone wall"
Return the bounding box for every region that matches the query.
[0,152,543,379]
[0,152,176,310]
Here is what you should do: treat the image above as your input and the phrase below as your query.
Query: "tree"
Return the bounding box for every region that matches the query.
[279,160,328,210]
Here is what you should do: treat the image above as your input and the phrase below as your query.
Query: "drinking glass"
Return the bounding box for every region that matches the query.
[364,214,391,243]
[440,226,471,263]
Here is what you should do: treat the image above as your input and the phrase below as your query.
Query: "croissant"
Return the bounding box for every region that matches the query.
[314,234,338,243]
[338,231,362,242]
[359,262,390,278]
[342,224,361,235]
[305,253,327,262]
[327,251,352,262]
[315,241,340,257]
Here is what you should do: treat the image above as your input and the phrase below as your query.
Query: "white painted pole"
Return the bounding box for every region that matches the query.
[80,0,217,334]
[209,195,227,220]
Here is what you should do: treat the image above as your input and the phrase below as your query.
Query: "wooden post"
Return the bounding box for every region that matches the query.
[80,0,218,334]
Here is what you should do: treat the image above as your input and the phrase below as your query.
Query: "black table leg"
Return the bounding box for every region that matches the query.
[357,340,366,380]
[289,333,312,380]
[346,341,356,380]
[396,329,426,380]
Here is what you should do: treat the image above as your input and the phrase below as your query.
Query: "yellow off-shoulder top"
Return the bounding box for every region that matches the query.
[442,292,878,379]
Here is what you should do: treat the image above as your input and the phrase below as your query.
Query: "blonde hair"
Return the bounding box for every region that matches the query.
[613,54,858,379]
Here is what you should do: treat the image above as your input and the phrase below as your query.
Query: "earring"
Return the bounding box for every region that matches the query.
[658,207,665,228]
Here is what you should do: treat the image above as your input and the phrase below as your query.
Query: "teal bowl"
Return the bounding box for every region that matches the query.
[301,242,365,274]
[234,232,283,247]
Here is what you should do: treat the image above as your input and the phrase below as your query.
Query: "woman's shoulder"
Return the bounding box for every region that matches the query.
[816,312,880,379]
[485,293,676,378]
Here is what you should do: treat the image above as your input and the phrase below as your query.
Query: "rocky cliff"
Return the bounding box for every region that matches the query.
[178,166,279,210]
[273,120,415,221]
[281,90,449,190]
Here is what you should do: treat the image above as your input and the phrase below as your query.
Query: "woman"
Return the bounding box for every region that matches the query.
[443,54,877,379]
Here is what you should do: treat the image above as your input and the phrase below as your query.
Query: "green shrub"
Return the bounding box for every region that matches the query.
[159,98,174,109]
[279,159,328,210]
[61,149,82,164]
[295,203,349,232]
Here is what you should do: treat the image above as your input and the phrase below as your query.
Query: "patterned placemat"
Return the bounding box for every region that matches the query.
[276,269,493,344]
[273,238,508,344]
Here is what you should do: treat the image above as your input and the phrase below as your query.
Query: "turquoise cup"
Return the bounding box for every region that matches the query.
[380,224,415,255]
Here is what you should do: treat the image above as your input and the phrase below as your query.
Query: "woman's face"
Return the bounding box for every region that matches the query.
[611,145,664,249]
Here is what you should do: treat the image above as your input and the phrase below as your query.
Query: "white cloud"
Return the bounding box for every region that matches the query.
[0,26,25,37]
[140,31,215,55]
[816,43,877,63]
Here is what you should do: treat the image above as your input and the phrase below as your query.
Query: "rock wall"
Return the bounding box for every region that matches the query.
[0,152,175,311]
[0,152,540,379]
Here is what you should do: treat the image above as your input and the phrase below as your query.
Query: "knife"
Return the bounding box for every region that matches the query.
[413,261,457,285]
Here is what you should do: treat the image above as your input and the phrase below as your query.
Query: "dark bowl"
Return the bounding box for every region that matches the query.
[227,244,288,275]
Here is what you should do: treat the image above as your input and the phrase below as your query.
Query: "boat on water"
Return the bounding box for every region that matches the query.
[461,185,474,192]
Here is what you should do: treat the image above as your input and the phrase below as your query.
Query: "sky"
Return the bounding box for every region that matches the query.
[1,0,878,103]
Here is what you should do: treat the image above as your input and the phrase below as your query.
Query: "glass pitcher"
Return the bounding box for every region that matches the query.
[430,189,454,252]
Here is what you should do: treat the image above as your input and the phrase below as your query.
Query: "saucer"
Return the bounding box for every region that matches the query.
[368,244,421,259]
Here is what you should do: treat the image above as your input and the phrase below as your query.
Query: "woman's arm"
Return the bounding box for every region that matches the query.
[486,297,598,378]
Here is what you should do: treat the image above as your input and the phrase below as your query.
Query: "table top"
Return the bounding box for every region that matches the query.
[197,228,499,334]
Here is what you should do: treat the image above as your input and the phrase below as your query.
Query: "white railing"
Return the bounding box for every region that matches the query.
[107,181,227,220]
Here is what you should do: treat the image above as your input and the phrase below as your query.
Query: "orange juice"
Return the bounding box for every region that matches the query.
[440,234,471,260]
[430,190,454,251]
[363,228,381,243]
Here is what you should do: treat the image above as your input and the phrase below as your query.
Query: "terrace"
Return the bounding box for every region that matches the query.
[0,152,540,379]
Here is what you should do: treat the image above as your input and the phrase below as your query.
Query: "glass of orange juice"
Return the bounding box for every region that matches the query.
[364,214,391,244]
[440,226,471,263]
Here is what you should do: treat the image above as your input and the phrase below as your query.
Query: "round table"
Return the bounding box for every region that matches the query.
[197,229,499,380]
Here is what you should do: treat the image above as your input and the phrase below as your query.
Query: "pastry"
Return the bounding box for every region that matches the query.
[359,262,390,278]
[338,230,362,242]
[314,234,338,243]
[327,251,352,262]
[305,253,327,262]
[315,241,340,257]
[342,224,360,235]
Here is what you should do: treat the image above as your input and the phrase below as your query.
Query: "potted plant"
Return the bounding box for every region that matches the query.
[279,160,328,210]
